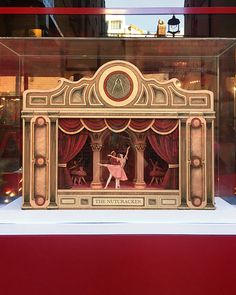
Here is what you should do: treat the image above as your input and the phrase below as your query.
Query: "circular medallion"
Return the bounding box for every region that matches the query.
[191,156,202,168]
[191,118,201,129]
[35,195,46,206]
[192,196,202,207]
[98,64,139,107]
[103,71,133,102]
[35,156,46,167]
[35,116,46,127]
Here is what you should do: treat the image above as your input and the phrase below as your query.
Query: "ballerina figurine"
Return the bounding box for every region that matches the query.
[99,146,130,189]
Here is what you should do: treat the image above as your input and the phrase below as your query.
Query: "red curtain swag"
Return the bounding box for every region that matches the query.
[58,118,84,133]
[59,118,178,134]
[105,119,130,132]
[151,119,178,134]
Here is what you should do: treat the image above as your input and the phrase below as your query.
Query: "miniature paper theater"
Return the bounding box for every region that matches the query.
[22,60,215,209]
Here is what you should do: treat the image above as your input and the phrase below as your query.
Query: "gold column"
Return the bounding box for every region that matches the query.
[22,115,32,209]
[206,117,215,208]
[179,118,187,208]
[90,138,103,189]
[134,143,146,189]
[48,114,58,208]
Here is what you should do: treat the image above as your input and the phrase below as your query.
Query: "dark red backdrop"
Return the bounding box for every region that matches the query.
[0,235,235,295]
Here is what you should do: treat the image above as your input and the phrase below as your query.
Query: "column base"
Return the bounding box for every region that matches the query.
[134,182,146,189]
[90,182,103,189]
[48,202,59,209]
[22,202,32,209]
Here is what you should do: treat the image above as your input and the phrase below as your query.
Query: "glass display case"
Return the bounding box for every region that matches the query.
[0,37,235,208]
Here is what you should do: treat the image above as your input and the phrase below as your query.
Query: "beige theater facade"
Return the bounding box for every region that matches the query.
[22,60,215,210]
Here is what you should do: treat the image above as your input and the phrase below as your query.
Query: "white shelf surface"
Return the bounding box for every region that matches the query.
[0,197,236,235]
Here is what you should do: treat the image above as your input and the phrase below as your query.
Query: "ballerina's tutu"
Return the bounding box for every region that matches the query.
[107,164,128,181]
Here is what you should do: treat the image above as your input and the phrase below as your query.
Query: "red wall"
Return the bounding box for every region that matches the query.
[1,235,235,295]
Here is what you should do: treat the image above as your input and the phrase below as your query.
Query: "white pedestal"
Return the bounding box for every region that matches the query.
[0,197,236,235]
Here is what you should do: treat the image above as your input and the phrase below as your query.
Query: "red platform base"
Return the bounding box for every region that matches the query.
[1,235,235,295]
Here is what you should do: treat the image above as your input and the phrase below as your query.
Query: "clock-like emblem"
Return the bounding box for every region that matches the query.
[98,63,139,107]
[103,71,133,102]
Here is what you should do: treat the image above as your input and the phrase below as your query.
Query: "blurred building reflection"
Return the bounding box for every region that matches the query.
[0,0,106,37]
[184,0,236,37]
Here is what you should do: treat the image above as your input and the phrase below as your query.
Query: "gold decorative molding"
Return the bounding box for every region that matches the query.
[23,61,214,114]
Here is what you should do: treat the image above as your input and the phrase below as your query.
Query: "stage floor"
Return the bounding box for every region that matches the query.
[71,180,165,190]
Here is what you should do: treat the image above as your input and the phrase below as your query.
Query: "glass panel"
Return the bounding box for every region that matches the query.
[0,42,21,205]
[0,37,235,206]
[217,43,236,197]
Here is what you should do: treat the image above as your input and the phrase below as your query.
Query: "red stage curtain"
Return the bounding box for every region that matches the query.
[59,119,84,134]
[148,126,179,189]
[58,130,88,189]
[105,119,130,131]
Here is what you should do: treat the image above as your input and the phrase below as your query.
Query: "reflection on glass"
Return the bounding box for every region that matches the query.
[105,15,184,37]
[0,95,22,204]
[106,0,184,37]
[106,0,184,6]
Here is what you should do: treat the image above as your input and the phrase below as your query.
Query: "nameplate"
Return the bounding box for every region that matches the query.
[92,197,144,207]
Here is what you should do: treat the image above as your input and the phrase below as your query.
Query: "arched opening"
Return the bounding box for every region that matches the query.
[67,136,92,188]
[100,130,135,189]
[144,140,168,187]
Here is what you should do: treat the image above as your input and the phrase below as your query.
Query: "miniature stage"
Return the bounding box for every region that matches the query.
[22,60,215,210]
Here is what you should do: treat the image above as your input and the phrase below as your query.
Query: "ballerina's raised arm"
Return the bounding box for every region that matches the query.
[124,146,130,160]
